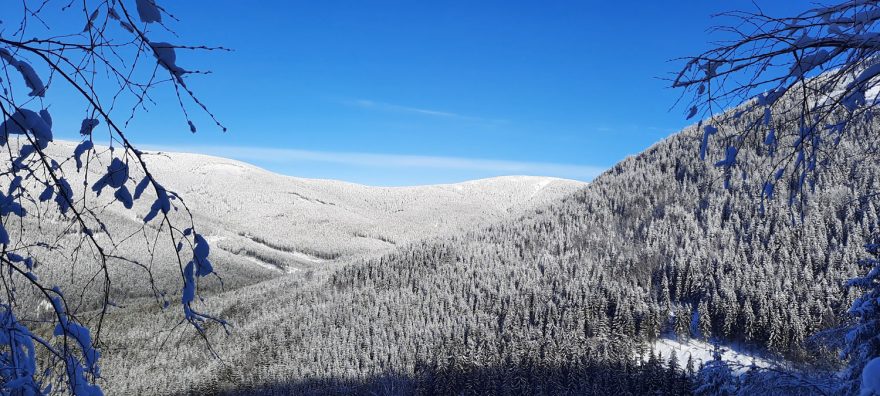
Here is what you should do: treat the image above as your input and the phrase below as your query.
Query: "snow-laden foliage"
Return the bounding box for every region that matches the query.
[862,357,880,395]
[50,296,102,396]
[0,0,227,393]
[89,118,872,394]
[135,0,161,23]
[0,305,47,394]
[846,239,880,393]
[0,49,46,97]
[694,345,737,396]
[148,42,188,84]
[674,0,880,209]
[0,109,53,148]
[675,1,880,392]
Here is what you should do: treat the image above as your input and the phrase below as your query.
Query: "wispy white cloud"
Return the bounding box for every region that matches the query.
[343,99,506,124]
[590,124,679,134]
[143,144,606,182]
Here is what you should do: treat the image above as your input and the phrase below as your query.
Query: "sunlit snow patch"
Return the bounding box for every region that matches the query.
[645,336,773,374]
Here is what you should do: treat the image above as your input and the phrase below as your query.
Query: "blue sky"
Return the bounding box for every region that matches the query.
[53,1,801,185]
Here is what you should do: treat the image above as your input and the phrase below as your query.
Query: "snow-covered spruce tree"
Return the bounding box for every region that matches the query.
[673,1,880,393]
[0,1,226,394]
[850,239,880,395]
[694,344,737,396]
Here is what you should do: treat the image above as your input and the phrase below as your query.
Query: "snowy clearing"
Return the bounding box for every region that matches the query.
[646,337,773,374]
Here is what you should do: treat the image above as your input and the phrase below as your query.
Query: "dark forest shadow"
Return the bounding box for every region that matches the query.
[191,357,693,396]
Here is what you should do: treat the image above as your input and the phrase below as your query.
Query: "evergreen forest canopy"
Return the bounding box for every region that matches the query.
[96,105,876,394]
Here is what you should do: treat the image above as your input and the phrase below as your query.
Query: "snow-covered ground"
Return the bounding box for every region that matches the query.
[863,358,880,396]
[646,336,773,373]
[134,147,587,263]
[37,141,588,274]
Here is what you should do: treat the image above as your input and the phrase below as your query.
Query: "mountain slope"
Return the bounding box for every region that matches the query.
[2,138,589,364]
[137,149,587,266]
[14,141,585,301]
[95,119,877,394]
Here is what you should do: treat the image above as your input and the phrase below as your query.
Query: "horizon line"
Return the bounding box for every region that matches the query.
[134,143,607,186]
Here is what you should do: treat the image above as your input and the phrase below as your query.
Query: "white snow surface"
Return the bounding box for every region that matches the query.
[38,141,587,272]
[647,337,773,374]
[142,150,585,261]
[863,357,880,396]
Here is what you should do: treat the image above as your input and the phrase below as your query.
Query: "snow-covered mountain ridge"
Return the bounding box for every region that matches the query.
[45,141,587,272]
[140,148,586,265]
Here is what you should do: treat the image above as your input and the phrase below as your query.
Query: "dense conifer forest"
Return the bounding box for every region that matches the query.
[94,112,874,394]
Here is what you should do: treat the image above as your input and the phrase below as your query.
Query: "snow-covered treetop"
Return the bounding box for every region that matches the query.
[674,0,880,212]
[674,1,880,393]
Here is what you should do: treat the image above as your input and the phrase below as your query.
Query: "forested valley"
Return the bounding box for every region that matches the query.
[95,108,876,395]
